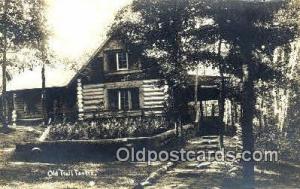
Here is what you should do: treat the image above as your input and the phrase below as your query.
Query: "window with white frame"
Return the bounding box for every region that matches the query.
[116,52,129,70]
[108,88,139,111]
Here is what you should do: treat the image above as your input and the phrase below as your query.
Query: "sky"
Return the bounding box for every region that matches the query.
[45,0,219,75]
[2,0,218,90]
[46,0,132,62]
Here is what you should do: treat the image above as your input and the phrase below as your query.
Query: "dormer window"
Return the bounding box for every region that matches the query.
[116,52,129,70]
[106,50,133,72]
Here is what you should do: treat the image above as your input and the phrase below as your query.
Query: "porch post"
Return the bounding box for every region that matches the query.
[194,65,199,128]
[12,93,17,127]
[77,79,84,121]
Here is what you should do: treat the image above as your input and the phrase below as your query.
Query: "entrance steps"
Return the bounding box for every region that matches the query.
[186,135,221,152]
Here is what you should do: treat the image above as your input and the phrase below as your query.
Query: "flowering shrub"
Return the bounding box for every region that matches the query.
[48,116,169,140]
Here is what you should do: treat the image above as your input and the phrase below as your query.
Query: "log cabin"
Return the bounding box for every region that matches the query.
[4,37,238,134]
[69,38,227,130]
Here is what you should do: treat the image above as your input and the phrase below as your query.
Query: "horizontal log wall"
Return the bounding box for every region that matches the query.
[81,79,169,119]
[82,84,105,118]
[142,80,169,115]
[15,95,43,119]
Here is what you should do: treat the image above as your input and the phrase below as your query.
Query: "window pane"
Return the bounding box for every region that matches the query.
[117,52,128,70]
[108,88,140,111]
[107,52,117,71]
[131,88,140,110]
[108,90,118,110]
[120,89,129,110]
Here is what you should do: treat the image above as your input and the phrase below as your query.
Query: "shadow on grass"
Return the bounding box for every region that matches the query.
[12,147,126,164]
[221,162,300,189]
[12,138,187,164]
[0,160,156,185]
[0,127,16,134]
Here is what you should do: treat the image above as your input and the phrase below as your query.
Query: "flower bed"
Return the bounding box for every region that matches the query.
[14,124,195,162]
[48,116,170,140]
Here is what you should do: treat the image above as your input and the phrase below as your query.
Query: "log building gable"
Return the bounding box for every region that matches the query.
[71,38,143,86]
[73,38,169,120]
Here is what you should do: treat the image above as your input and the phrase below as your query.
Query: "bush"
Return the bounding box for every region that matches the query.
[255,125,300,162]
[48,116,169,140]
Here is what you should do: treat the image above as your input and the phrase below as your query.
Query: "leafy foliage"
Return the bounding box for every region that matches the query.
[287,62,300,129]
[256,124,300,163]
[48,116,169,140]
[0,0,48,52]
[109,0,299,185]
[109,0,200,87]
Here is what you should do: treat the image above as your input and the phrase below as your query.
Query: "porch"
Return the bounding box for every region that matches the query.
[7,87,77,125]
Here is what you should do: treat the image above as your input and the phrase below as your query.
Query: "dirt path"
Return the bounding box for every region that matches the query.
[144,136,300,189]
[146,136,238,189]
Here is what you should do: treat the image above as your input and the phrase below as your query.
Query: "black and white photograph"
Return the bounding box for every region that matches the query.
[0,0,300,188]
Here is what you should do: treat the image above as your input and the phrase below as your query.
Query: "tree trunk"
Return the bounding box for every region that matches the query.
[194,65,199,128]
[218,39,226,121]
[2,0,9,128]
[41,63,47,124]
[234,101,238,123]
[199,99,204,124]
[231,101,235,126]
[39,38,48,125]
[2,52,8,128]
[217,39,225,148]
[258,99,264,132]
[241,63,255,189]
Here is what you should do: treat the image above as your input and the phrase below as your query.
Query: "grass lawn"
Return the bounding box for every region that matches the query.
[254,161,300,188]
[0,161,161,189]
[0,125,161,189]
[0,126,43,148]
[0,126,43,163]
[1,126,300,188]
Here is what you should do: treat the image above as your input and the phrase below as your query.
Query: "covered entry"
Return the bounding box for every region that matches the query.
[197,86,223,135]
[186,75,224,136]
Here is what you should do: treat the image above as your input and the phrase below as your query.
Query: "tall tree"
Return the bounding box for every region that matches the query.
[191,0,298,188]
[0,0,9,128]
[0,0,30,128]
[109,0,199,119]
[0,0,49,127]
[25,0,50,124]
[110,1,298,187]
